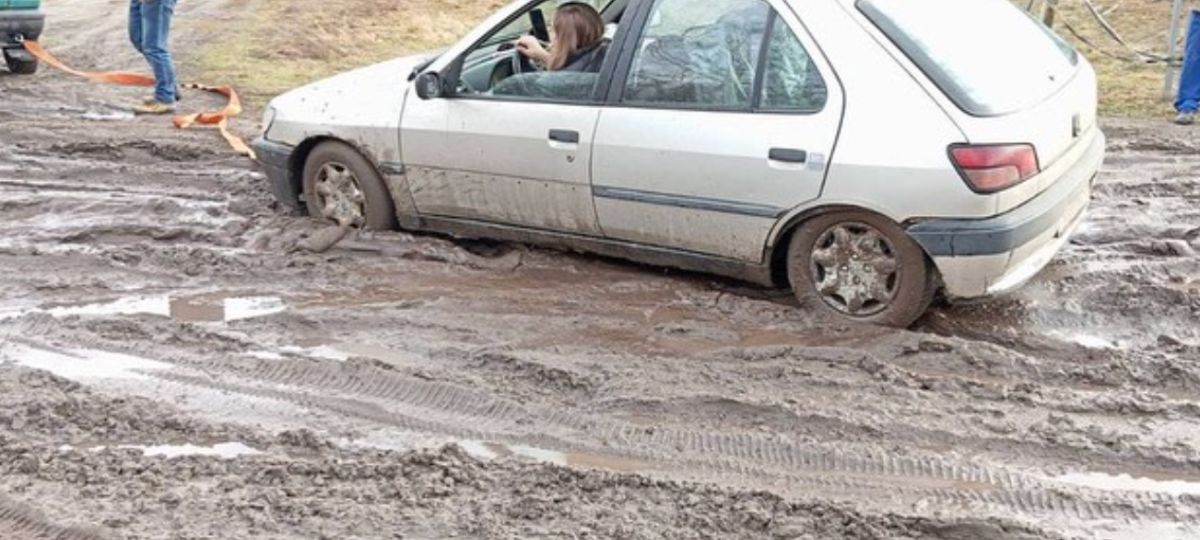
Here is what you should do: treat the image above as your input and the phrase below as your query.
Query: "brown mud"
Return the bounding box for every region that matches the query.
[1,1,1198,539]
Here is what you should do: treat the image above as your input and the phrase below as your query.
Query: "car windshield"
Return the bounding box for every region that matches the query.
[858,0,1079,116]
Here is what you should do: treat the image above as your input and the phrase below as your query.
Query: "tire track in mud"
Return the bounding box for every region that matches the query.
[0,179,229,202]
[145,358,1195,526]
[0,495,106,540]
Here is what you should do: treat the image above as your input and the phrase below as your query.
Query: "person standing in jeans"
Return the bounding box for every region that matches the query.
[129,0,178,115]
[1175,9,1200,125]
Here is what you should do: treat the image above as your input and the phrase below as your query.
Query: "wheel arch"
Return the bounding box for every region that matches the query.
[765,202,941,289]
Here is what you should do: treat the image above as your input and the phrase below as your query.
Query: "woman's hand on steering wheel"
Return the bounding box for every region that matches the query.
[515,35,551,65]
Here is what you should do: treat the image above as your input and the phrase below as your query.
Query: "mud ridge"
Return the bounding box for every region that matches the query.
[0,495,107,540]
[141,358,1196,525]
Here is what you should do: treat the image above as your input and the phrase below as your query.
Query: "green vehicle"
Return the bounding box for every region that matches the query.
[0,0,42,74]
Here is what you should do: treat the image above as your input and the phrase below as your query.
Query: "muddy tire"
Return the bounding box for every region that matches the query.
[4,55,37,75]
[787,210,935,328]
[302,141,398,231]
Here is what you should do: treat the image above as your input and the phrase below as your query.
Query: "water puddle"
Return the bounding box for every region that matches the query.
[174,295,287,322]
[331,342,426,365]
[0,304,35,322]
[345,430,649,473]
[60,442,262,459]
[256,342,423,366]
[1057,471,1200,497]
[81,108,135,122]
[1048,331,1124,350]
[458,441,649,473]
[1,342,171,380]
[27,293,286,323]
[132,442,263,459]
[277,345,351,363]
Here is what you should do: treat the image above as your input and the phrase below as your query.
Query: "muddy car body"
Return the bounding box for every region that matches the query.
[0,0,42,74]
[255,0,1105,326]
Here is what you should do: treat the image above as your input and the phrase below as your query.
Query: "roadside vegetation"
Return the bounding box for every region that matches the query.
[1040,0,1181,117]
[185,0,504,107]
[187,0,1184,117]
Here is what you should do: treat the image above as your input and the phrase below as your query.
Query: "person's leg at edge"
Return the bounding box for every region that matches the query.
[1174,10,1200,125]
[128,0,144,55]
[134,0,178,113]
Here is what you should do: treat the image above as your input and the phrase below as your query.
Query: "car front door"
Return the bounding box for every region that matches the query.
[399,0,620,236]
[592,0,843,262]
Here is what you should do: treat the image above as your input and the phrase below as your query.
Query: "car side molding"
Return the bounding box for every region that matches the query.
[592,186,788,219]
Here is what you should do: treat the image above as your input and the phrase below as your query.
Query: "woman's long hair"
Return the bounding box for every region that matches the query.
[548,3,605,70]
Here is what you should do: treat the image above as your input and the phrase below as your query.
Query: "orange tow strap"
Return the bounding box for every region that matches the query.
[22,41,256,160]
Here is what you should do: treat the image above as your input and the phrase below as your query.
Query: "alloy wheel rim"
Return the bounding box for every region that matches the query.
[809,222,901,317]
[314,162,366,227]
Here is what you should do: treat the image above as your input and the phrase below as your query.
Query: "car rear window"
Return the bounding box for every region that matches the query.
[858,0,1079,116]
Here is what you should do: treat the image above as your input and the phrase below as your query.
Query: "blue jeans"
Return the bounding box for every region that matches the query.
[1176,10,1200,113]
[129,0,178,104]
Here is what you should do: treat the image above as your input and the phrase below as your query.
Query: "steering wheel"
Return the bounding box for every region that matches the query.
[511,38,550,75]
[513,8,552,75]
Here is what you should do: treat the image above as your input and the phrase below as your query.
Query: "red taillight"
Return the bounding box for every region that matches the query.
[949,144,1040,193]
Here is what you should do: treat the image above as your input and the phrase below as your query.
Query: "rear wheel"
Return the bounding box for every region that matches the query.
[302,141,398,231]
[786,210,935,328]
[3,52,37,75]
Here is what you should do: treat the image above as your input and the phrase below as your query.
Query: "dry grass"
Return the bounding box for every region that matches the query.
[1035,0,1183,117]
[187,0,1187,117]
[184,0,505,109]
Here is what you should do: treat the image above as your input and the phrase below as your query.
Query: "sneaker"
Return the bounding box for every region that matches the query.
[1175,111,1196,126]
[133,100,177,115]
[144,88,183,105]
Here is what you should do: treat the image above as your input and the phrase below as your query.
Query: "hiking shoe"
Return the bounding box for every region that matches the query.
[143,87,184,106]
[1175,111,1196,126]
[133,100,177,115]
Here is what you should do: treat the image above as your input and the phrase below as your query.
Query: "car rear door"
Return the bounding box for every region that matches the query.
[591,0,843,262]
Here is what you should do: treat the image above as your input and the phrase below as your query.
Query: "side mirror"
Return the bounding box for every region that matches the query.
[414,71,444,100]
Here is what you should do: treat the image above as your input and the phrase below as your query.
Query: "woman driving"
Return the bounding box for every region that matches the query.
[516,2,608,73]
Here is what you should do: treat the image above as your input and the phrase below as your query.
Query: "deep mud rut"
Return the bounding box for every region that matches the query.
[2,2,1199,539]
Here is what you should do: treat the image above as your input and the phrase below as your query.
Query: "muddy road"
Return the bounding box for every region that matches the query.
[2,2,1199,539]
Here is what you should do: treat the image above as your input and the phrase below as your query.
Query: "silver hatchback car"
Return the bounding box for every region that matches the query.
[254,0,1104,327]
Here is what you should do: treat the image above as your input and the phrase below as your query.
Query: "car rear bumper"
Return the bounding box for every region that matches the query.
[0,10,43,45]
[252,137,302,212]
[909,129,1105,298]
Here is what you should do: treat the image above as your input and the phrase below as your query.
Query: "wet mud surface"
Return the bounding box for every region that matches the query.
[2,2,1199,539]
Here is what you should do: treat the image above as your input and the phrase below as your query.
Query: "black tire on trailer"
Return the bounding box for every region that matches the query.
[4,54,37,75]
[301,140,398,231]
[786,210,936,328]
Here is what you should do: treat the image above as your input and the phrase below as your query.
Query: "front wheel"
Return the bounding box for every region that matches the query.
[301,141,398,231]
[787,211,936,328]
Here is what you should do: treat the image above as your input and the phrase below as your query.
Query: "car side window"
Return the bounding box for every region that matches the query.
[453,0,617,103]
[759,15,828,112]
[622,0,770,109]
